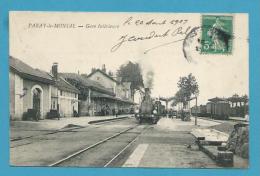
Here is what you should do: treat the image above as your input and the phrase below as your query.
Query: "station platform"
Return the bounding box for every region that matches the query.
[10,115,132,140]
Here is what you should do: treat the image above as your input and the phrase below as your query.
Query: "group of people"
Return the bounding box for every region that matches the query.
[100,104,133,116]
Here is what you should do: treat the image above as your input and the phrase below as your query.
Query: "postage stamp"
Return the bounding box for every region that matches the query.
[201,15,233,54]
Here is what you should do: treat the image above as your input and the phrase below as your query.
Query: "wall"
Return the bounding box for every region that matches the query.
[9,71,24,120]
[89,72,133,101]
[79,100,91,116]
[116,84,125,99]
[9,70,52,120]
[58,89,78,117]
[88,72,133,116]
[9,71,15,119]
[9,71,79,120]
[122,82,132,99]
[50,85,58,110]
[23,79,51,119]
[116,82,131,100]
[88,71,116,93]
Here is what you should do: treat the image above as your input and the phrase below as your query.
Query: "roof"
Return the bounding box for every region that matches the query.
[122,82,131,87]
[10,56,86,94]
[56,76,80,94]
[9,56,55,84]
[91,91,135,105]
[87,69,120,84]
[208,97,227,102]
[116,97,136,105]
[60,73,115,96]
[91,91,116,99]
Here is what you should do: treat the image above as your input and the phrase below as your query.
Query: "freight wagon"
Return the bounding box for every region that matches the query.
[191,105,207,117]
[192,101,230,120]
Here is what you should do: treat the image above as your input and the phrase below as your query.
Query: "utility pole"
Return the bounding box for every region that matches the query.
[187,96,198,125]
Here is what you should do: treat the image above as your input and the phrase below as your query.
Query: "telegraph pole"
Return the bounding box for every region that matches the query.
[188,96,198,125]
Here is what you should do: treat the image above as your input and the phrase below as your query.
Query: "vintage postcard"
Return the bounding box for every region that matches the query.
[9,11,249,168]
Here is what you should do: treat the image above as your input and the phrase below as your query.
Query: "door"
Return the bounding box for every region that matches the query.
[33,88,41,118]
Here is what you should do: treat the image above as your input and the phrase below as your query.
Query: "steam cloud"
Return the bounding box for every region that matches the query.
[139,59,154,89]
[144,70,154,89]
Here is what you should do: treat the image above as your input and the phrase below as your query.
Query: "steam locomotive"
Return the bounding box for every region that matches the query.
[135,88,165,124]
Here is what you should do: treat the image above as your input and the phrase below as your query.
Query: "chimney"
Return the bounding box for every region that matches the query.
[101,64,106,73]
[144,88,151,100]
[52,62,58,80]
[91,68,96,73]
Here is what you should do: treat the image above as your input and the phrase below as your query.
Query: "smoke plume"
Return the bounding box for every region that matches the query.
[139,59,154,89]
[144,70,154,88]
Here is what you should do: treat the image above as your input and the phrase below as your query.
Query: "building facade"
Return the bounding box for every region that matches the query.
[9,56,55,120]
[55,77,80,117]
[87,68,135,114]
[50,63,80,117]
[9,56,80,120]
[61,73,116,116]
[62,68,135,117]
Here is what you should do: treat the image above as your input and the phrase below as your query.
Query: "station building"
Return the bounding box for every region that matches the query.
[61,66,135,116]
[60,72,116,116]
[86,66,135,114]
[9,56,80,120]
[50,63,80,117]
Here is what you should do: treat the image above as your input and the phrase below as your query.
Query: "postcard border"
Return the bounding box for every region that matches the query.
[0,0,260,176]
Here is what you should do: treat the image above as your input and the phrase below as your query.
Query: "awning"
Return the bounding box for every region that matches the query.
[91,91,116,99]
[113,97,136,105]
[91,91,135,105]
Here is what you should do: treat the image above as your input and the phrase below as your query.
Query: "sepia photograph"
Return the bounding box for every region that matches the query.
[9,11,249,168]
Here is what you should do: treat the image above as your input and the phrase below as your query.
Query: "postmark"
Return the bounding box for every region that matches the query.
[200,15,233,54]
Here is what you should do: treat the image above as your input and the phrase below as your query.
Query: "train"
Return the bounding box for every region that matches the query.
[135,88,165,124]
[191,101,230,120]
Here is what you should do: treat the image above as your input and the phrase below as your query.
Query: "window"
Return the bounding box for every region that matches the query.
[75,93,77,98]
[52,101,56,109]
[60,90,63,96]
[97,76,100,80]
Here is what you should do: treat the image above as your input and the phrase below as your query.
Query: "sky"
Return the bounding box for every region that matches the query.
[9,12,249,105]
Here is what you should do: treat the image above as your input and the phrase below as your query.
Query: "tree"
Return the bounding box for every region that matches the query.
[117,61,144,99]
[232,93,239,98]
[242,94,248,102]
[173,73,199,107]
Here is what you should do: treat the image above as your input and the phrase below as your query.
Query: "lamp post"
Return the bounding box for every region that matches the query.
[17,87,28,98]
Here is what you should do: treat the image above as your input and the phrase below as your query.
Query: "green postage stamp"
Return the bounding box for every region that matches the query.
[201,15,233,54]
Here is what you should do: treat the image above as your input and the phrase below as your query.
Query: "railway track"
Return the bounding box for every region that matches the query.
[11,116,131,142]
[48,124,151,167]
[104,125,152,167]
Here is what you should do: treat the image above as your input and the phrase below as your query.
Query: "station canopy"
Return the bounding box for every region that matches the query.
[91,91,135,105]
[208,97,227,103]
